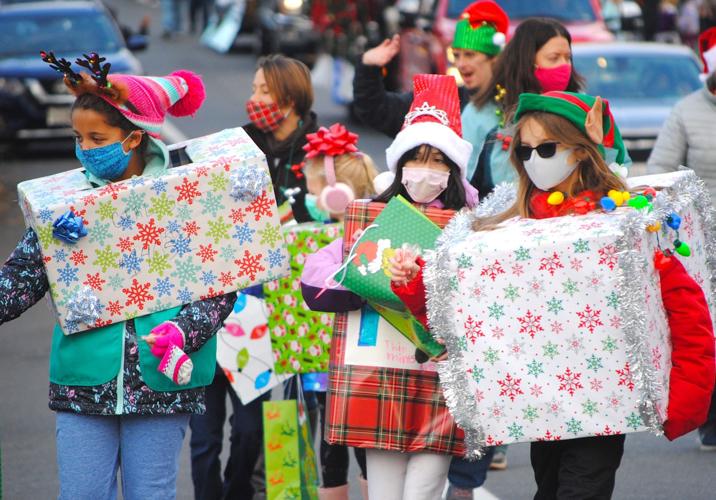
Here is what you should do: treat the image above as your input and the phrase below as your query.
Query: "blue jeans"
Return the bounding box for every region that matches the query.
[160,0,183,32]
[55,411,189,500]
[189,367,269,500]
[448,447,495,489]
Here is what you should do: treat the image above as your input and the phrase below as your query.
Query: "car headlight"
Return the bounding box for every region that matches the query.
[279,0,303,15]
[0,78,26,96]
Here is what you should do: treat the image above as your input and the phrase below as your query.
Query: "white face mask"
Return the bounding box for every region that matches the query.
[523,147,577,191]
[401,168,450,204]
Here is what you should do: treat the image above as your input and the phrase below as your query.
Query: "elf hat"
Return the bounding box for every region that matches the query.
[699,27,716,78]
[42,51,205,138]
[385,74,473,178]
[514,91,627,166]
[452,1,509,56]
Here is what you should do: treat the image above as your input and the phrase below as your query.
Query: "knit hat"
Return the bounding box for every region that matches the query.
[385,74,473,178]
[452,1,509,56]
[41,51,205,138]
[514,91,627,166]
[698,27,716,77]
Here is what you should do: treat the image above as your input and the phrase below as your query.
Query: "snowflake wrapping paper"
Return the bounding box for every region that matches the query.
[426,170,716,456]
[263,222,342,374]
[17,127,289,334]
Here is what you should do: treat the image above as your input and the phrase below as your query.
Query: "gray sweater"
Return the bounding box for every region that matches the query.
[647,85,716,200]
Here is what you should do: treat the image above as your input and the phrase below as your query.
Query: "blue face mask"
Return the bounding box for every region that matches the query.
[305,194,331,222]
[75,134,134,181]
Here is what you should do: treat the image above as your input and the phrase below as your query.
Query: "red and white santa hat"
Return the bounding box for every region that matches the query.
[699,27,716,79]
[385,74,473,179]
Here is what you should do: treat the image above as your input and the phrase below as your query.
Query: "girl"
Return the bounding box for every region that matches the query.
[463,17,587,199]
[0,53,235,499]
[189,53,318,500]
[390,91,715,499]
[301,74,478,500]
[300,122,378,500]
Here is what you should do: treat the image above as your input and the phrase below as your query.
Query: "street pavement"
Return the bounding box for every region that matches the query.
[0,1,713,498]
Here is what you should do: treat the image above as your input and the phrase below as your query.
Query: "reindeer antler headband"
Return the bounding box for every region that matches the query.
[40,50,125,102]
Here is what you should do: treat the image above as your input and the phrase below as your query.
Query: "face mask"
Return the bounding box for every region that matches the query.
[305,194,331,222]
[75,134,134,181]
[401,168,450,204]
[523,146,577,191]
[246,99,287,133]
[534,63,572,92]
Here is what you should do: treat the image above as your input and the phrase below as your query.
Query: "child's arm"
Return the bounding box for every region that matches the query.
[0,228,50,325]
[301,238,363,312]
[657,255,715,440]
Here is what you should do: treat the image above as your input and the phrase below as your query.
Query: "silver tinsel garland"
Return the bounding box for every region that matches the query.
[425,170,716,458]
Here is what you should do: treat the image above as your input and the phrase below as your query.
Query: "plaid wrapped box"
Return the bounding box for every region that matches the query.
[264,222,343,374]
[17,127,289,334]
[326,199,465,455]
[426,171,716,456]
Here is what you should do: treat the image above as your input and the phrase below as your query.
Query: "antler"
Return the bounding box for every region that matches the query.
[40,50,82,84]
[75,52,111,88]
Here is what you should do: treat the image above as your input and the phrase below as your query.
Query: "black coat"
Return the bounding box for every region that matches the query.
[352,62,473,138]
[244,111,319,223]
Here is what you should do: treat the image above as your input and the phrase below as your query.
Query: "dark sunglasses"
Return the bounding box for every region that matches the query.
[515,142,560,162]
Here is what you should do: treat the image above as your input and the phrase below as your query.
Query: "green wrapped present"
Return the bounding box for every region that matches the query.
[341,196,446,357]
[265,222,342,373]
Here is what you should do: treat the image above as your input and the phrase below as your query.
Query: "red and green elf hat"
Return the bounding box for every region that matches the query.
[452,1,509,56]
[514,91,627,166]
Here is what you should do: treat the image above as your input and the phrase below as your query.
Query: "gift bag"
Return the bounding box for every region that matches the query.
[263,380,319,500]
[341,196,445,357]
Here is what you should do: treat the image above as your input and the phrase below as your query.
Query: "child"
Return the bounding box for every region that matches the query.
[0,52,235,499]
[301,74,479,500]
[299,122,378,499]
[389,91,715,499]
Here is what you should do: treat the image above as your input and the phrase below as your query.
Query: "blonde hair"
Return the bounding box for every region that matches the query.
[473,112,627,231]
[304,152,379,198]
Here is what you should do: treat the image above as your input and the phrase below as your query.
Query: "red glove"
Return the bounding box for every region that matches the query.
[147,321,185,358]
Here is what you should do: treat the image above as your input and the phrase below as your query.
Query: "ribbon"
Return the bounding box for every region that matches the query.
[52,210,87,244]
[231,166,269,202]
[65,286,102,326]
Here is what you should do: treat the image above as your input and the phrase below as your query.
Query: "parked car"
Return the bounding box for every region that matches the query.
[0,1,145,141]
[254,0,321,66]
[572,42,703,160]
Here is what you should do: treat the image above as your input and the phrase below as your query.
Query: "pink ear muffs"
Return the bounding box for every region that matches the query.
[320,155,355,214]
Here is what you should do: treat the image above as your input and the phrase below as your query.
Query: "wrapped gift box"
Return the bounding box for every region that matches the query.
[17,127,289,334]
[263,222,342,374]
[426,170,716,456]
[325,200,465,455]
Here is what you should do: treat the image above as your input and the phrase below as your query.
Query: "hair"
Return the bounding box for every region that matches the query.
[472,112,627,230]
[373,145,466,210]
[472,18,585,115]
[707,71,716,93]
[257,55,314,118]
[72,93,149,157]
[304,152,379,198]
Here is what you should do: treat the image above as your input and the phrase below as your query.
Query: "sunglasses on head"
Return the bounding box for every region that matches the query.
[515,142,560,162]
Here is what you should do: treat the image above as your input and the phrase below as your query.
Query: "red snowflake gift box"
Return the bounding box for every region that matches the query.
[17,127,289,334]
[425,171,716,456]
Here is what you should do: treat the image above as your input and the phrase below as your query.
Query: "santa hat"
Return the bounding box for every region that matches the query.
[385,74,473,178]
[42,51,205,138]
[514,91,627,166]
[699,27,716,78]
[452,1,509,56]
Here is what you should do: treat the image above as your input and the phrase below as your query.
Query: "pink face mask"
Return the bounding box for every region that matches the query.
[534,63,572,93]
[401,168,450,204]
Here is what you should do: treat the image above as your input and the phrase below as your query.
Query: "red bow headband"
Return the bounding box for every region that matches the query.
[303,123,359,159]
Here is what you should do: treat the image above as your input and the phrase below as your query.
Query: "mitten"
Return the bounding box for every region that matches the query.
[158,344,194,385]
[149,321,185,358]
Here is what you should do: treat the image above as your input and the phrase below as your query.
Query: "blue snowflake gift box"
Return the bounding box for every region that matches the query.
[17,127,289,335]
[425,170,716,457]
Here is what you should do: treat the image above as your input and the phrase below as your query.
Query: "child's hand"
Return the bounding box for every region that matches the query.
[388,247,420,287]
[142,321,185,358]
[430,338,448,362]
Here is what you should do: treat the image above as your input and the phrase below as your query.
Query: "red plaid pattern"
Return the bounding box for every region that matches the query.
[245,100,285,133]
[326,200,465,455]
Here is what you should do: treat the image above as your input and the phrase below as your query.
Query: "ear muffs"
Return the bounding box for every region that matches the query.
[320,155,355,215]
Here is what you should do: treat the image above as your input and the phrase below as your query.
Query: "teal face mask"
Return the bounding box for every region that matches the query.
[305,194,331,222]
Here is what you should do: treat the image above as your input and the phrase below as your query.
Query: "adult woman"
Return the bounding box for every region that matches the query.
[463,17,586,196]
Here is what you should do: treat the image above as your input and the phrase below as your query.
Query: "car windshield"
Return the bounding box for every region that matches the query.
[447,0,597,22]
[0,11,121,58]
[574,52,702,104]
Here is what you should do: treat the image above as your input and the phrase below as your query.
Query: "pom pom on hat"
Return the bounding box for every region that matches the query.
[167,70,206,117]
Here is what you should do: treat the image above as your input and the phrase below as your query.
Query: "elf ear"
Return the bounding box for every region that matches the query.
[585,96,604,145]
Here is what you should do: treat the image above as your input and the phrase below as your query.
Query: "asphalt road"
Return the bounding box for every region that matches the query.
[0,1,713,499]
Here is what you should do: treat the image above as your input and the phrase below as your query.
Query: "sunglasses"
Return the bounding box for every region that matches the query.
[515,142,560,162]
